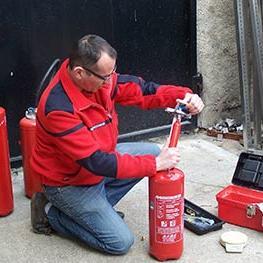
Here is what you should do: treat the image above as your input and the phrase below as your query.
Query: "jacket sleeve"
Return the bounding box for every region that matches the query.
[77,150,156,179]
[114,74,193,109]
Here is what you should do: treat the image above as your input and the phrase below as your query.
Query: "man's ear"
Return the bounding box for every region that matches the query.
[72,66,86,80]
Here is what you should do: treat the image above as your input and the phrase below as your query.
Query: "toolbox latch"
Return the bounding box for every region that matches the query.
[246,204,256,218]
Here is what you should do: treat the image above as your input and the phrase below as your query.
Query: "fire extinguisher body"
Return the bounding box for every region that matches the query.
[149,168,184,261]
[20,111,42,198]
[149,104,190,261]
[0,107,14,216]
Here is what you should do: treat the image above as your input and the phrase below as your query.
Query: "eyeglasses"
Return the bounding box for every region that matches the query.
[83,64,117,81]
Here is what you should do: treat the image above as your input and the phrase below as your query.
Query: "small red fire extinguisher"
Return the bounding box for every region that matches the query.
[19,107,42,198]
[149,104,190,261]
[0,107,14,216]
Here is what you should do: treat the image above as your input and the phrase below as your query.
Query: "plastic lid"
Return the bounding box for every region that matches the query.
[220,231,248,253]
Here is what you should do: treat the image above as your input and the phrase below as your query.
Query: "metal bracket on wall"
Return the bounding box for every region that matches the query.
[192,72,203,95]
[235,0,263,153]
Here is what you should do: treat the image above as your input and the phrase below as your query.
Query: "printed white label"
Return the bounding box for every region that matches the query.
[155,195,184,243]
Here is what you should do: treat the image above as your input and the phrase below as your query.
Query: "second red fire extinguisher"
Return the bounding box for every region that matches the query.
[20,107,42,198]
[0,107,14,216]
[19,59,60,198]
[149,104,190,261]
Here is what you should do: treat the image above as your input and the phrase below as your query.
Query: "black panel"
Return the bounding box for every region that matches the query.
[0,0,196,157]
[112,0,193,84]
[232,152,263,190]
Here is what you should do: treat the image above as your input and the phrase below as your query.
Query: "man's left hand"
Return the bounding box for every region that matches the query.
[176,93,204,115]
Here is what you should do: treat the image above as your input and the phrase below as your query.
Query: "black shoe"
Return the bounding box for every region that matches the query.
[31,192,52,235]
[117,211,125,219]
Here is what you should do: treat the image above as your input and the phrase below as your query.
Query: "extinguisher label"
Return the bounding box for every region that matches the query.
[155,195,184,243]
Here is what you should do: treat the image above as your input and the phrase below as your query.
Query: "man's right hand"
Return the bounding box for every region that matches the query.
[155,145,180,171]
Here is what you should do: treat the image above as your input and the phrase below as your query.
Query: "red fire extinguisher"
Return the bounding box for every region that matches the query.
[19,59,60,198]
[149,104,190,261]
[20,107,42,198]
[0,107,14,216]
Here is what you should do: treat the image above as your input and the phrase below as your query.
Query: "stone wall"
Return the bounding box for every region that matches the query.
[197,0,241,128]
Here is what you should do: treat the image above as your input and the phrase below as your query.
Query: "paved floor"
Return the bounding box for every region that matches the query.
[1,132,263,263]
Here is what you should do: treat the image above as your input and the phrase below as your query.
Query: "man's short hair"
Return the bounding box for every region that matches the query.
[69,34,117,69]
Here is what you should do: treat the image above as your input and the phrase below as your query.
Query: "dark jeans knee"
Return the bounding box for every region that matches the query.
[105,231,134,255]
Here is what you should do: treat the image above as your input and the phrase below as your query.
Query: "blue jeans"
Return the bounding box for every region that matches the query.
[44,142,160,255]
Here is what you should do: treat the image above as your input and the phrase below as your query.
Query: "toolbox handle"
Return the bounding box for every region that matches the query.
[246,203,263,223]
[246,204,256,218]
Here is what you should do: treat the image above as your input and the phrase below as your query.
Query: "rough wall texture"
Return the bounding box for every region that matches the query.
[197,0,241,128]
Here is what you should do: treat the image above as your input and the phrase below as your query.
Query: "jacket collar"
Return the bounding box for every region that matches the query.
[59,59,118,112]
[59,59,94,110]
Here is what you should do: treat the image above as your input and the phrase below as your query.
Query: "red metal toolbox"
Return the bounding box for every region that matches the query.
[216,152,263,231]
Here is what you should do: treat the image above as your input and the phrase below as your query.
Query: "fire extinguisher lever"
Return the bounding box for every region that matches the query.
[165,103,191,120]
[166,103,191,148]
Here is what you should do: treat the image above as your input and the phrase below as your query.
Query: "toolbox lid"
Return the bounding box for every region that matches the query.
[232,152,263,191]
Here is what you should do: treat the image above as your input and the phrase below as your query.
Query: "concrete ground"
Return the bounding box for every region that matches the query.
[1,132,263,263]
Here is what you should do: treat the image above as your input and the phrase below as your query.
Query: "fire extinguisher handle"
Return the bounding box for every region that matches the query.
[168,119,181,148]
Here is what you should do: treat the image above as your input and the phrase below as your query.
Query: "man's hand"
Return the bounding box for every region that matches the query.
[176,93,204,115]
[156,145,180,171]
